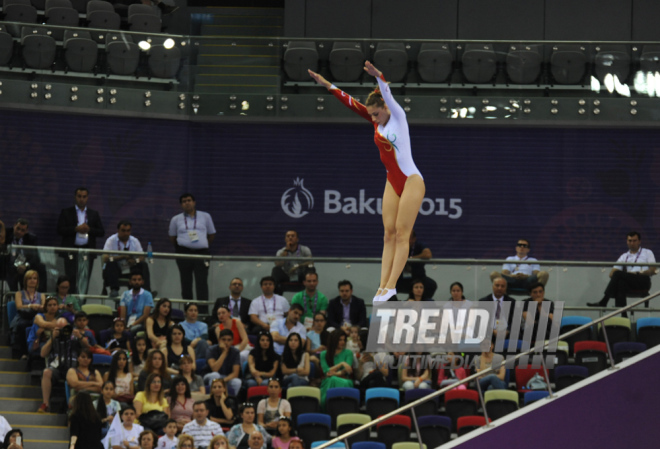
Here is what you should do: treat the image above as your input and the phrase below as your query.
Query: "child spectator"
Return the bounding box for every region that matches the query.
[132,336,149,376]
[94,381,121,438]
[158,420,179,449]
[104,350,134,403]
[256,378,291,432]
[106,318,132,354]
[271,417,299,449]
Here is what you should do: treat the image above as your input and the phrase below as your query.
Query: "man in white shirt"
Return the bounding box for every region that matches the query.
[182,401,223,449]
[271,303,307,355]
[102,220,151,297]
[248,276,290,333]
[588,231,656,312]
[490,239,549,291]
[271,230,313,294]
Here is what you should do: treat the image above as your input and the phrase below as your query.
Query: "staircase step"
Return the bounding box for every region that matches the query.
[0,371,40,385]
[194,73,279,87]
[0,397,45,412]
[25,440,69,449]
[14,425,70,441]
[201,23,282,37]
[0,346,13,358]
[192,80,277,94]
[196,61,279,76]
[0,358,27,371]
[197,54,280,66]
[198,43,280,56]
[0,384,42,399]
[206,15,282,27]
[3,411,66,427]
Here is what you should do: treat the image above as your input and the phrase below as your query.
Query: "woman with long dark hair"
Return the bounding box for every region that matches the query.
[162,324,196,375]
[168,376,194,432]
[281,333,310,389]
[246,330,279,389]
[27,296,60,356]
[104,350,134,402]
[136,349,172,392]
[69,391,103,449]
[3,429,24,449]
[205,378,236,427]
[94,381,120,437]
[319,330,354,405]
[407,279,434,302]
[54,275,81,323]
[146,298,174,349]
[132,335,149,376]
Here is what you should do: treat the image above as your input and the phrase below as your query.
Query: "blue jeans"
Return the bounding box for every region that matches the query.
[282,374,309,389]
[203,373,242,396]
[479,374,507,391]
[245,378,269,389]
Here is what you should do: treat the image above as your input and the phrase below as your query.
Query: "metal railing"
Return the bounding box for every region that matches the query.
[315,290,660,449]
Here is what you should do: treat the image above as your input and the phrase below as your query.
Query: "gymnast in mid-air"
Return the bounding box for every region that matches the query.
[308,61,426,303]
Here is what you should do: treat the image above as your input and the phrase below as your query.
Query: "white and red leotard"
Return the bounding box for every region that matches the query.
[330,74,423,196]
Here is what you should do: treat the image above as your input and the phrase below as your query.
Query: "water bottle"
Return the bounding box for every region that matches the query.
[147,242,153,264]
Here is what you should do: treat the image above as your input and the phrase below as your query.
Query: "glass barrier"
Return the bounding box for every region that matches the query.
[1,19,658,123]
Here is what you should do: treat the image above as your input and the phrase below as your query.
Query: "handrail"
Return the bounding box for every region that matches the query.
[315,290,660,449]
[8,244,660,268]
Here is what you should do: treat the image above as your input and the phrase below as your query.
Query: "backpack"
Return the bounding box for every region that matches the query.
[526,373,548,390]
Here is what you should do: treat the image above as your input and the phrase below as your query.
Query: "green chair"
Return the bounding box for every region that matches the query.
[287,386,320,425]
[336,413,371,445]
[484,390,519,421]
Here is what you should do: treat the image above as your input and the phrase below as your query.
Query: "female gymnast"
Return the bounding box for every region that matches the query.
[308,61,426,302]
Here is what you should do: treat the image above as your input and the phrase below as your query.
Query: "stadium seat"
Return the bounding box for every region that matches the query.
[574,341,609,375]
[417,42,453,83]
[392,444,425,449]
[373,42,408,82]
[297,413,331,444]
[594,44,631,84]
[417,415,451,448]
[560,316,594,354]
[329,41,364,82]
[352,443,385,449]
[462,43,496,83]
[63,30,98,73]
[612,341,647,364]
[46,7,79,40]
[456,415,487,436]
[4,3,37,24]
[21,28,56,69]
[506,44,542,84]
[287,386,320,425]
[106,37,140,76]
[554,365,588,391]
[376,415,410,449]
[639,45,660,73]
[403,388,438,417]
[636,317,660,348]
[599,317,631,350]
[127,3,158,16]
[283,41,318,81]
[444,389,479,430]
[93,353,112,374]
[148,44,181,79]
[484,390,519,420]
[550,44,587,84]
[45,0,72,10]
[336,413,371,445]
[523,390,549,406]
[247,386,270,404]
[128,13,161,33]
[310,442,344,449]
[514,365,547,393]
[365,387,399,420]
[6,301,17,329]
[171,308,185,323]
[326,387,360,429]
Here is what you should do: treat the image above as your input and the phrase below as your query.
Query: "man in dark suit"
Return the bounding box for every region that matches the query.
[56,187,105,294]
[211,277,251,327]
[479,277,516,336]
[327,280,368,332]
[4,218,47,292]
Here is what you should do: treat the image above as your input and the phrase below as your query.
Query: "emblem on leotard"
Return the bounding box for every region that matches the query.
[281,177,314,218]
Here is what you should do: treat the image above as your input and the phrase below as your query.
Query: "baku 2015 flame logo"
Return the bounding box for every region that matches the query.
[281,178,314,218]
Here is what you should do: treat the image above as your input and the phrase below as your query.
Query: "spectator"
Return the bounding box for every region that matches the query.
[406,279,434,301]
[137,349,172,392]
[134,373,170,430]
[271,417,299,449]
[212,278,251,327]
[247,431,266,449]
[248,277,290,335]
[2,429,23,449]
[168,376,195,432]
[163,324,196,375]
[146,298,174,350]
[182,401,224,449]
[437,353,468,389]
[490,238,549,291]
[175,434,192,449]
[204,329,242,396]
[160,420,179,448]
[102,220,151,297]
[5,218,47,292]
[207,435,231,449]
[227,404,270,449]
[179,355,205,396]
[180,303,210,360]
[447,281,472,306]
[345,325,363,357]
[105,318,133,354]
[474,336,507,391]
[69,391,103,449]
[71,311,103,352]
[246,331,279,389]
[256,378,291,432]
[396,230,437,299]
[356,352,390,394]
[290,272,328,329]
[104,350,134,403]
[305,312,328,385]
[132,336,149,376]
[66,348,104,404]
[319,330,354,405]
[478,277,516,336]
[288,440,304,449]
[522,282,555,341]
[119,272,154,333]
[138,430,159,449]
[326,280,368,332]
[280,333,310,389]
[38,325,81,413]
[54,275,81,324]
[27,296,59,357]
[271,304,306,356]
[214,306,250,365]
[57,187,105,295]
[205,378,237,428]
[108,406,144,449]
[94,381,121,438]
[400,352,431,390]
[169,193,216,302]
[11,270,47,359]
[271,230,313,295]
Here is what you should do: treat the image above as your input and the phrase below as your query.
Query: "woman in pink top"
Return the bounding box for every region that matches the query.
[167,376,194,432]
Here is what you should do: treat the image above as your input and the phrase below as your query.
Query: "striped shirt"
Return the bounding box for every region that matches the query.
[182,419,224,448]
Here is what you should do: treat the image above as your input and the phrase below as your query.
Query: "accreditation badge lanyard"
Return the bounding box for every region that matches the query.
[27,290,38,305]
[118,239,130,251]
[304,292,319,316]
[625,249,643,272]
[262,296,277,324]
[515,256,528,272]
[184,214,197,230]
[131,292,140,315]
[184,214,199,243]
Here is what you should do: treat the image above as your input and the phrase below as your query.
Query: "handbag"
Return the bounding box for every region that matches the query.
[139,410,169,431]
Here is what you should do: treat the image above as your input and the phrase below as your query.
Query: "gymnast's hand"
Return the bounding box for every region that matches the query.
[364,61,382,78]
[308,69,332,89]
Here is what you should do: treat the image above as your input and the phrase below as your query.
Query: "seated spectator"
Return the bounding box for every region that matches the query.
[138,430,158,449]
[257,378,291,432]
[105,318,133,354]
[38,325,82,413]
[119,272,154,333]
[246,331,279,389]
[522,282,555,341]
[305,312,328,381]
[168,376,195,432]
[104,350,134,403]
[108,406,144,449]
[66,348,104,404]
[490,239,549,291]
[71,311,105,353]
[214,305,250,366]
[208,435,232,449]
[437,353,468,389]
[401,352,431,391]
[11,270,46,359]
[247,430,266,449]
[345,325,363,357]
[212,278,252,327]
[474,335,507,391]
[94,381,121,438]
[134,373,170,431]
[288,440,304,449]
[179,355,206,396]
[137,350,172,392]
[180,302,210,360]
[290,272,328,330]
[227,404,270,449]
[396,231,437,299]
[280,333,310,389]
[205,378,237,428]
[5,218,48,293]
[102,220,151,297]
[271,304,306,356]
[271,230,313,294]
[182,401,224,449]
[271,416,299,449]
[132,336,149,376]
[54,275,81,324]
[446,282,473,306]
[27,296,60,357]
[146,298,174,349]
[356,352,391,393]
[163,324,196,375]
[69,391,103,449]
[406,279,434,302]
[204,330,242,396]
[160,420,179,448]
[3,429,24,449]
[319,330,354,405]
[326,280,368,332]
[248,277,290,335]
